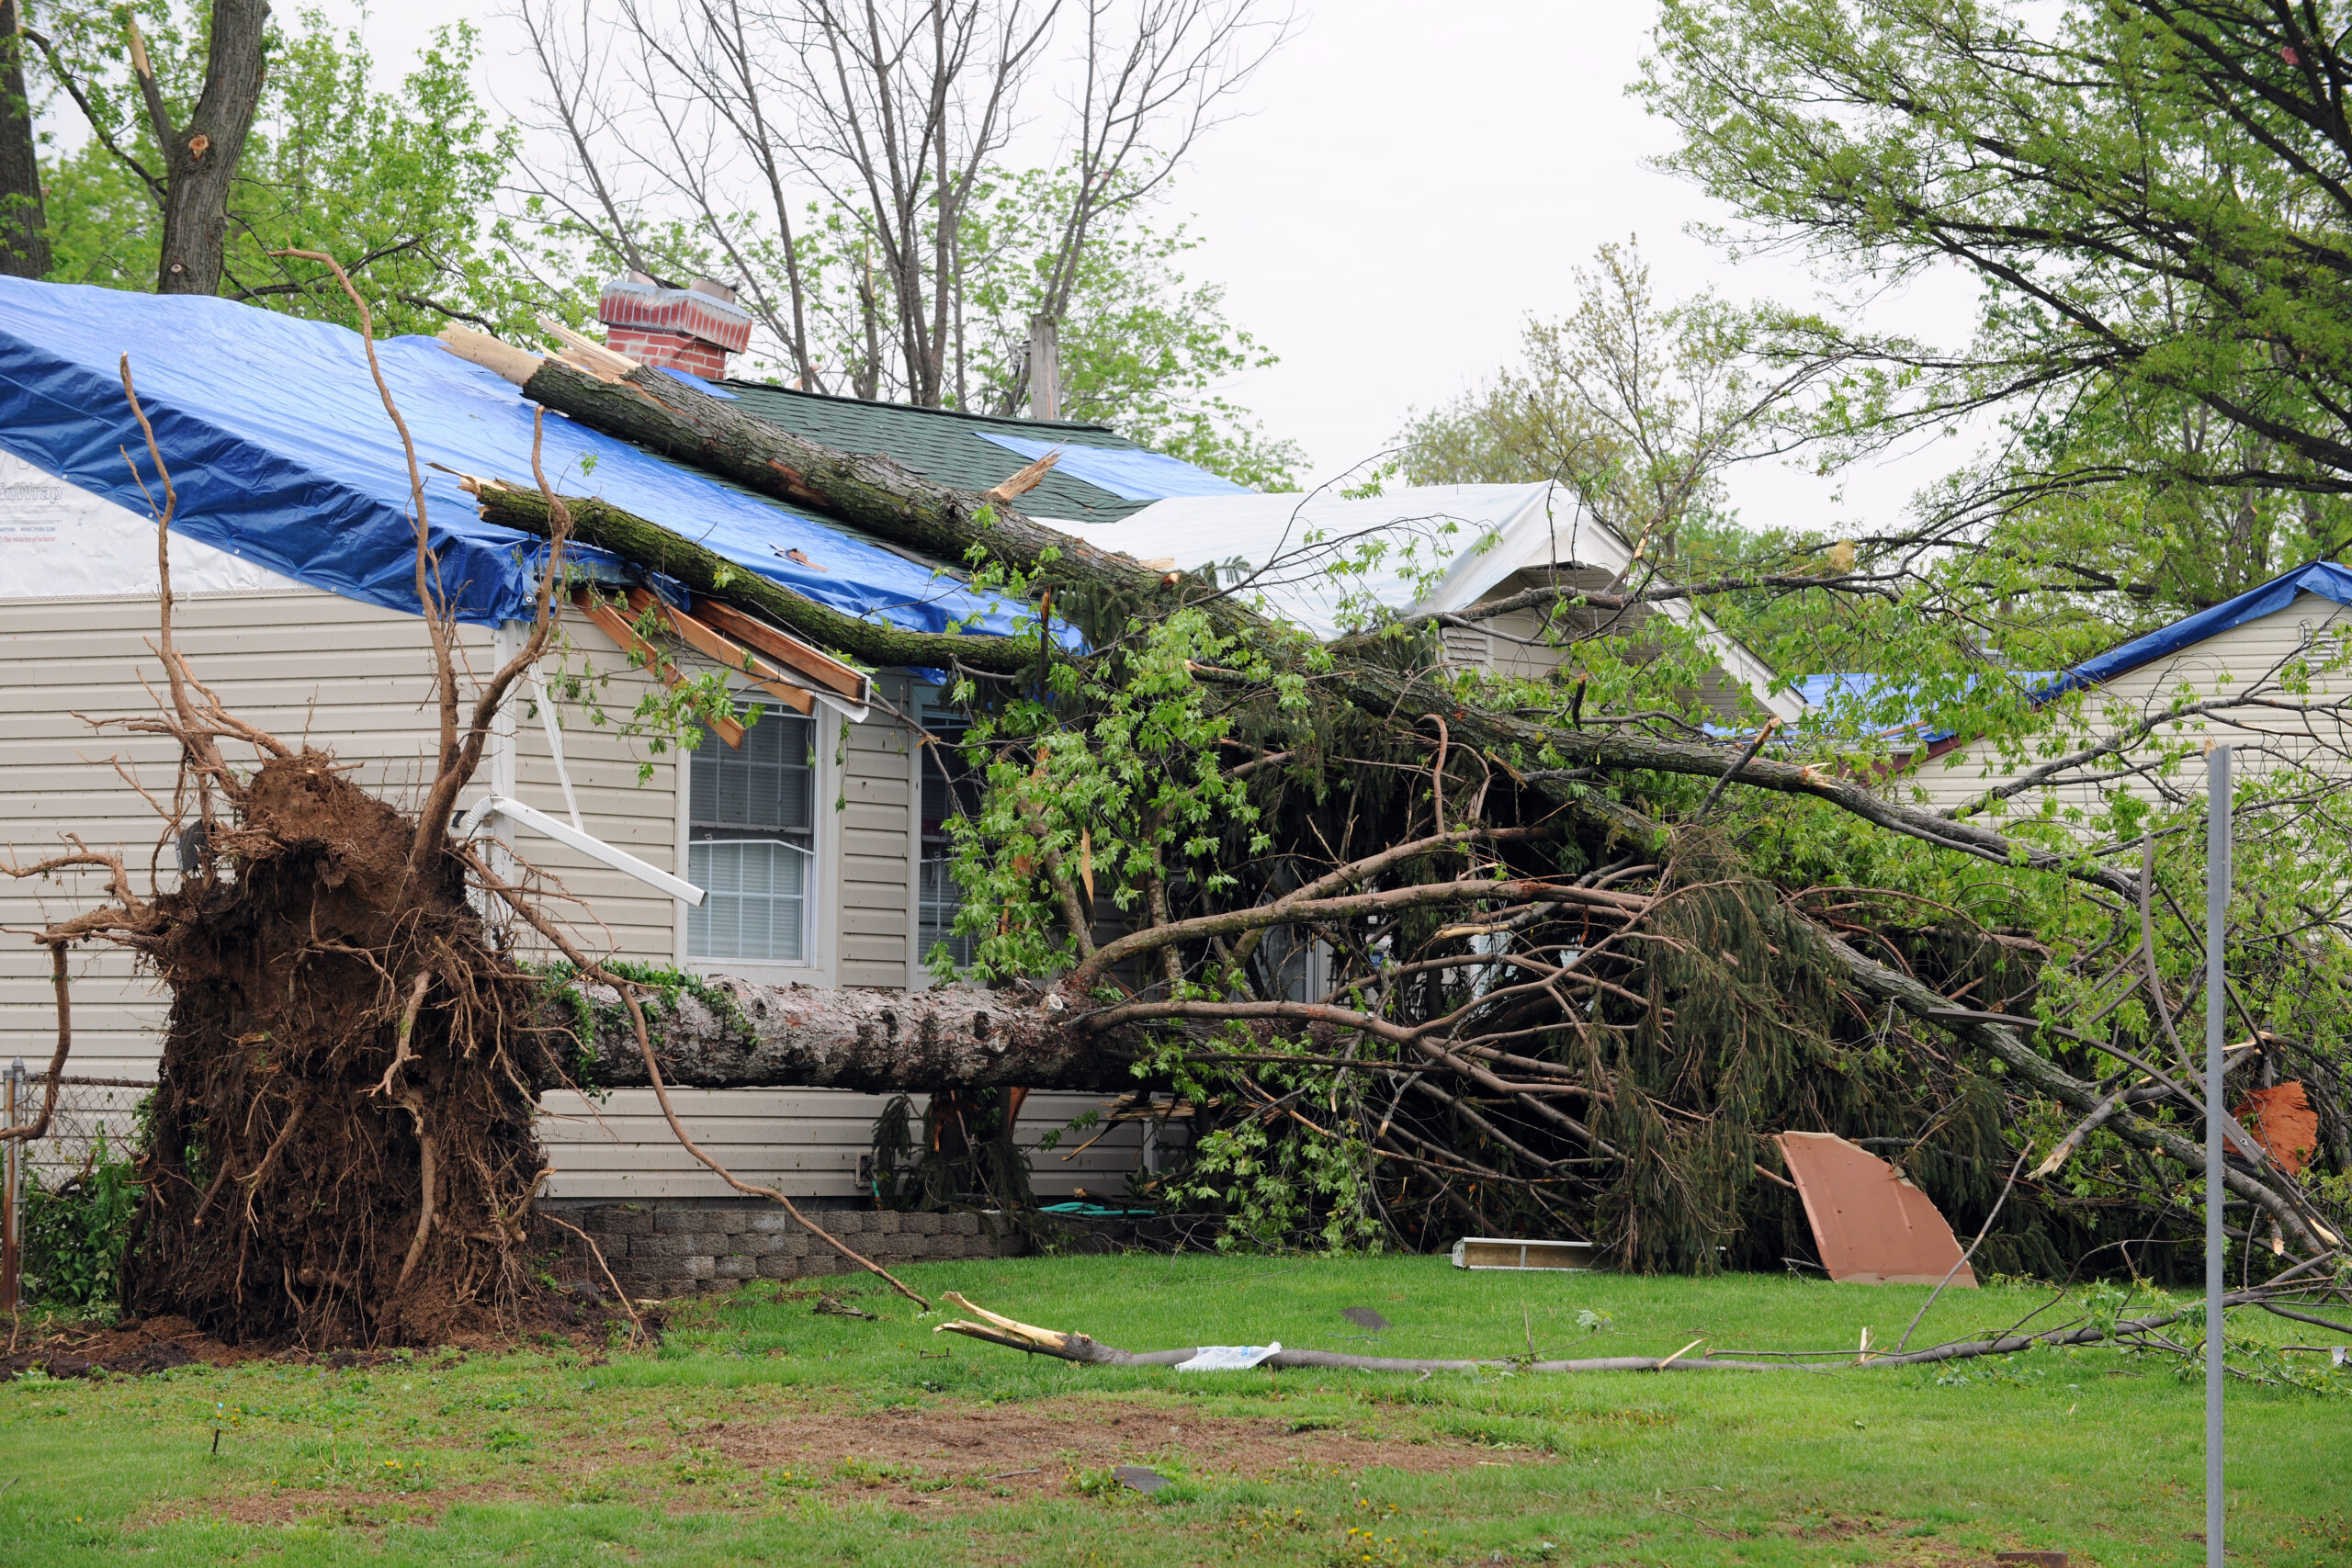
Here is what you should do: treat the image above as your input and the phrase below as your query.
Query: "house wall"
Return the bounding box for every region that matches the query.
[1441,603,1762,723]
[1895,591,2352,817]
[0,588,469,1084]
[1,584,1144,1203]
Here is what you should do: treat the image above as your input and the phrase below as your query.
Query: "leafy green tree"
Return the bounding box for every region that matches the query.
[1641,0,2352,622]
[34,5,541,336]
[956,167,1302,489]
[1396,243,1814,548]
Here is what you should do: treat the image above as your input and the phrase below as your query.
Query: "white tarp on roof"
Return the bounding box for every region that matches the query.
[1041,482,1799,721]
[0,449,303,599]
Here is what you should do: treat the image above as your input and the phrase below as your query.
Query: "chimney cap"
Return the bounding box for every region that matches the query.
[597,273,754,355]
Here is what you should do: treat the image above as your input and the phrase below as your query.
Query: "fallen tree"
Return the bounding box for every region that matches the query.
[6,282,2346,1351]
[460,330,2347,1277]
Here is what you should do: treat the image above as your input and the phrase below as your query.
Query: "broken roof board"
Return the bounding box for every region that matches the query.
[1775,1131,1976,1288]
[1042,482,1803,721]
[0,278,1041,646]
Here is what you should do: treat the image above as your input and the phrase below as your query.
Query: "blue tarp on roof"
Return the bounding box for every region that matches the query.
[0,277,1048,642]
[1793,562,2352,746]
[2035,560,2352,700]
[975,431,1250,502]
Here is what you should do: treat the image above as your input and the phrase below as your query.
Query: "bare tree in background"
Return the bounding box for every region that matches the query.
[507,0,1287,408]
[510,0,656,279]
[1000,0,1285,414]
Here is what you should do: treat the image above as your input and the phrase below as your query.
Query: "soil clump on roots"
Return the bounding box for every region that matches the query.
[121,752,558,1349]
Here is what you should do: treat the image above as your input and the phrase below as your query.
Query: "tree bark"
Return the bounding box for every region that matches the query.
[514,357,1263,636]
[152,0,269,296]
[547,975,1141,1096]
[472,482,1040,677]
[0,0,47,279]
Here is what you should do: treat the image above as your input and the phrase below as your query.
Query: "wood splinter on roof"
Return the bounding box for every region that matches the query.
[435,325,542,388]
[982,448,1061,505]
[435,320,636,389]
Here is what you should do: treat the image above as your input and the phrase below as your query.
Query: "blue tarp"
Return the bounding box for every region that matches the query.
[2034,560,2352,699]
[1791,671,2052,742]
[1794,561,2352,743]
[975,430,1250,502]
[0,277,1049,643]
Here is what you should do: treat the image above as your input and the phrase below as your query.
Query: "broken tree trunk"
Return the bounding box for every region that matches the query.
[511,355,1248,628]
[470,483,1035,677]
[549,976,1144,1095]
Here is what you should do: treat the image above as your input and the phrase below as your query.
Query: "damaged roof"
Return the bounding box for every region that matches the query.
[0,278,1048,645]
[718,380,1248,521]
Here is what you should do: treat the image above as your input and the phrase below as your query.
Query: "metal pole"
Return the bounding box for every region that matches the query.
[3,1057,21,1316]
[2204,746,2231,1568]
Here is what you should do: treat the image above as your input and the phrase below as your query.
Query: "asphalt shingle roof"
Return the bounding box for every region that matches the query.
[718,381,1159,523]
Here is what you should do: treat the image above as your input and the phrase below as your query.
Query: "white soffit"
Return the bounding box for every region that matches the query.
[0,450,306,600]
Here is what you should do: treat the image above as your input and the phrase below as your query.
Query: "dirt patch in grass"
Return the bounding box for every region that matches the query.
[706,1395,1485,1505]
[153,1395,1498,1530]
[1,1314,254,1380]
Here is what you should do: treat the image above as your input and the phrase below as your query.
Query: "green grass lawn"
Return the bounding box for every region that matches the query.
[5,1255,2347,1566]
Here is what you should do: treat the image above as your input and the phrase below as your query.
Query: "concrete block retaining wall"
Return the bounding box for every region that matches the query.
[537,1201,1023,1298]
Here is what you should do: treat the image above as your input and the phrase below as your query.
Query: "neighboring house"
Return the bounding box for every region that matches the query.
[1042,482,1804,725]
[0,275,1227,1207]
[1863,563,2352,817]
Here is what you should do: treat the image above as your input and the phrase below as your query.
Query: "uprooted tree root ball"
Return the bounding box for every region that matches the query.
[123,753,559,1348]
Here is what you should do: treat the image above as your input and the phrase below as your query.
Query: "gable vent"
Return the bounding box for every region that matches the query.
[1441,624,1493,670]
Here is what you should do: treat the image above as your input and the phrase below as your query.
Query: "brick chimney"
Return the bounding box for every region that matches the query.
[596,272,753,380]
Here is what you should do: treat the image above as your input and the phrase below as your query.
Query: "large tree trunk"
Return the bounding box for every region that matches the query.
[0,0,47,279]
[549,975,1141,1096]
[152,0,269,295]
[503,355,1266,638]
[471,484,1039,677]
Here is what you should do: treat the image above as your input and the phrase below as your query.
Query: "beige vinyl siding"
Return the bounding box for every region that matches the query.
[830,707,918,988]
[540,1087,1152,1201]
[1898,591,2352,817]
[1,590,464,1083]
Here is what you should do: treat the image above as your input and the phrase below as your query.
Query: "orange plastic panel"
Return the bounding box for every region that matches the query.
[1775,1131,1976,1287]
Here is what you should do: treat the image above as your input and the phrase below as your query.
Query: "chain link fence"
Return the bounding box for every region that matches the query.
[5,1071,153,1313]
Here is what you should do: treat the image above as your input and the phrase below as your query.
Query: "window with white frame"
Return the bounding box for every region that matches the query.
[686,712,814,963]
[918,709,981,969]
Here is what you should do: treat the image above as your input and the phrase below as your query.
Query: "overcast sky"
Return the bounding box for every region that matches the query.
[312,0,1968,530]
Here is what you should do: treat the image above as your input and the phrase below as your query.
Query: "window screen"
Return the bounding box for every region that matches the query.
[687,713,813,962]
